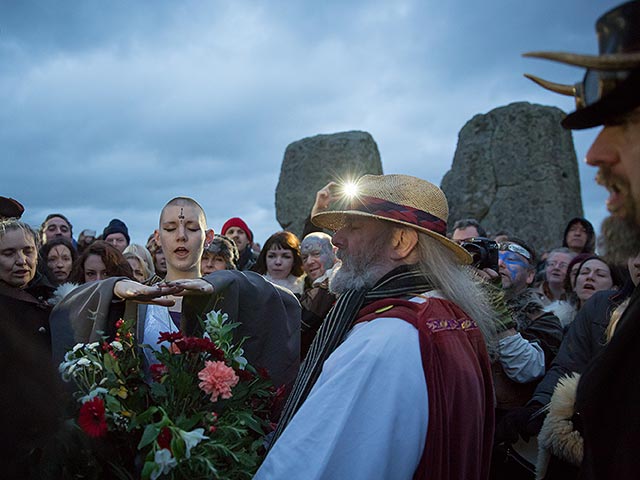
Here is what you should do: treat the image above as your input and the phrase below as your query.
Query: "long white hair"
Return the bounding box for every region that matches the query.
[414,231,497,355]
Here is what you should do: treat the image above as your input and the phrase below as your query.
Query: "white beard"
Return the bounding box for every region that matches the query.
[329,251,390,294]
[329,261,382,295]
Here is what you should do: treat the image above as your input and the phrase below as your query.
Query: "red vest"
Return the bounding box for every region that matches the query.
[356,297,494,480]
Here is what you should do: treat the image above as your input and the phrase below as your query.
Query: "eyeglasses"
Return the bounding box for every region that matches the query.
[574,69,632,110]
[547,261,569,269]
[498,242,532,261]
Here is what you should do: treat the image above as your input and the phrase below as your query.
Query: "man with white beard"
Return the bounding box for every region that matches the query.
[525,1,640,477]
[255,174,496,480]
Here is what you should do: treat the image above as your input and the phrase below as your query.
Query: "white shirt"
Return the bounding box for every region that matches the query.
[254,315,429,480]
[143,304,179,366]
[498,332,545,383]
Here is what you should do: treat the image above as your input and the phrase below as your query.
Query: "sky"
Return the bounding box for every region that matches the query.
[1,0,621,247]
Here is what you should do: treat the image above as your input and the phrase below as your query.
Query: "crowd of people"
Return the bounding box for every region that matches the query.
[2,1,640,479]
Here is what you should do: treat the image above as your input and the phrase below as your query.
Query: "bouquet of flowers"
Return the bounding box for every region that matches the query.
[59,310,279,479]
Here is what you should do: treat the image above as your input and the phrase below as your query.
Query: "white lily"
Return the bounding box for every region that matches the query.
[233,354,248,369]
[110,341,123,351]
[80,387,109,402]
[179,428,208,459]
[150,449,177,480]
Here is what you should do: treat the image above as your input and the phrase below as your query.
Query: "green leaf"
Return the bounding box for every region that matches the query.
[150,381,167,399]
[104,394,121,413]
[171,434,186,460]
[131,406,158,429]
[103,350,122,376]
[175,413,202,431]
[141,461,156,480]
[138,424,160,450]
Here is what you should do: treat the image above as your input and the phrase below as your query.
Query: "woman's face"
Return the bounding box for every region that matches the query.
[569,263,581,290]
[266,246,294,280]
[0,229,37,288]
[157,204,210,279]
[201,252,228,275]
[154,247,167,275]
[84,254,108,283]
[47,244,73,283]
[127,257,146,283]
[575,259,614,305]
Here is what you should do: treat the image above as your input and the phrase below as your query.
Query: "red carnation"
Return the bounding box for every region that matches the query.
[175,337,224,360]
[78,397,108,438]
[150,363,169,381]
[157,331,183,344]
[236,368,254,382]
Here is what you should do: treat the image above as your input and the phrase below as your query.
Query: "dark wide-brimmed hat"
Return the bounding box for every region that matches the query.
[0,196,24,219]
[311,174,472,264]
[524,1,640,129]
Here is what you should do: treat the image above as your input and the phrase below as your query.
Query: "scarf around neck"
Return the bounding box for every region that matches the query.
[270,264,432,447]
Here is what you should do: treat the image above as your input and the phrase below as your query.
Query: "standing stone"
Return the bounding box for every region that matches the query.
[276,131,383,238]
[441,102,583,254]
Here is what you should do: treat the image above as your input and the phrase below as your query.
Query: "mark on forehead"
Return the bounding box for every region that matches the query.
[178,207,185,222]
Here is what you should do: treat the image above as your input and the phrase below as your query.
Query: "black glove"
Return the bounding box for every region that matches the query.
[494,403,546,444]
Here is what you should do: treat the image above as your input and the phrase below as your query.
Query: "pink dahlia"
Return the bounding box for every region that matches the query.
[198,361,239,402]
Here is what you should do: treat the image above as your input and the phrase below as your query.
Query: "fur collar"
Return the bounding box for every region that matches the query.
[49,282,81,306]
[537,373,583,479]
[545,300,577,328]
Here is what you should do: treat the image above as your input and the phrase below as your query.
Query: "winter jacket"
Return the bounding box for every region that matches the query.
[529,289,623,407]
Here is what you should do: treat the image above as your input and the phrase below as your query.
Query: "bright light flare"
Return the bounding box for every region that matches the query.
[342,181,359,198]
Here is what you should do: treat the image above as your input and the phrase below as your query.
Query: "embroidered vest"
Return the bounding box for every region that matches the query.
[355,297,494,480]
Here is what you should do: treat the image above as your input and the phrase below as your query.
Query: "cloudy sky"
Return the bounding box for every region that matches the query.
[1,0,619,246]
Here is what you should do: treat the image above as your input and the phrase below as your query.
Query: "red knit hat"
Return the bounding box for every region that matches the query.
[221,217,253,242]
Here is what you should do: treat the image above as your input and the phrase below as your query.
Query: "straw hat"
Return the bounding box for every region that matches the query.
[312,174,472,264]
[524,1,640,129]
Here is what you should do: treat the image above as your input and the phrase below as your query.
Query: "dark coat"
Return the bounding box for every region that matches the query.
[575,283,640,479]
[530,289,623,406]
[0,273,54,353]
[50,270,301,392]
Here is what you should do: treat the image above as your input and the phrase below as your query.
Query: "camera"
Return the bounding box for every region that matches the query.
[460,237,499,272]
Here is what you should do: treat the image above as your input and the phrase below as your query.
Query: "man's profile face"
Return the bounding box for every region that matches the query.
[498,250,533,293]
[105,232,128,252]
[452,226,479,242]
[225,227,250,252]
[44,216,71,242]
[329,217,392,293]
[0,228,37,288]
[587,110,640,225]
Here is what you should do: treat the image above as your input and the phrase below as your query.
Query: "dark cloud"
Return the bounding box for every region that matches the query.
[1,0,618,247]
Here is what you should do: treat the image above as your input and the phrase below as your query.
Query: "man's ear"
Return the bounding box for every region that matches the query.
[526,268,536,286]
[154,229,161,247]
[389,227,419,261]
[205,229,215,245]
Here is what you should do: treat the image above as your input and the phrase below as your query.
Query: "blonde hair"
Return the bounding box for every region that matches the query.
[123,243,156,278]
[605,298,630,342]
